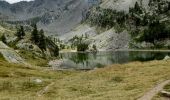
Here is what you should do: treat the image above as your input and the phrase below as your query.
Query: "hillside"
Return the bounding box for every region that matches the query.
[72,0,170,50]
[100,0,150,12]
[0,0,96,35]
[0,23,58,67]
[1,0,170,99]
[60,24,130,50]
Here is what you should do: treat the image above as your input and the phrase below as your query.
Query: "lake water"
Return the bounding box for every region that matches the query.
[59,51,170,70]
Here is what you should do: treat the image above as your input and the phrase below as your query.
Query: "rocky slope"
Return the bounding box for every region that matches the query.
[1,0,170,51]
[100,0,151,11]
[0,41,27,64]
[0,0,100,35]
[60,24,130,50]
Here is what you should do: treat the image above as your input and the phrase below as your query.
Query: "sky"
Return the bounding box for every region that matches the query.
[3,0,33,4]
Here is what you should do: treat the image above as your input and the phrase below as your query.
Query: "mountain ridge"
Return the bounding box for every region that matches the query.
[0,0,99,35]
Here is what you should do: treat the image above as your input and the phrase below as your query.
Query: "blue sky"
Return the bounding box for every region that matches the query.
[4,0,33,4]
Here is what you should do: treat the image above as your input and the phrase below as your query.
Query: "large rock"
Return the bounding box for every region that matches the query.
[0,41,27,64]
[164,55,170,61]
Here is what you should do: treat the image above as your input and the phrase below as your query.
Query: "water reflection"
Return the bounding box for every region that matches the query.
[59,51,170,70]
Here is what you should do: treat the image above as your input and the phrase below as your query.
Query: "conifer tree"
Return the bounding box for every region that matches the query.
[31,24,39,44]
[54,45,59,57]
[20,26,25,37]
[16,25,25,40]
[39,29,46,51]
[1,34,6,44]
[134,2,142,13]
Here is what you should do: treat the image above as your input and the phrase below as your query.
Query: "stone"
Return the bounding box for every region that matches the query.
[164,56,170,60]
[35,79,43,83]
[161,90,170,97]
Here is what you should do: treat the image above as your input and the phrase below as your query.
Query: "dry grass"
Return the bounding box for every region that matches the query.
[18,50,49,67]
[0,60,78,100]
[1,60,170,100]
[43,60,170,100]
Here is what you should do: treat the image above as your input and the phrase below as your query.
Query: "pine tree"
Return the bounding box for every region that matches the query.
[168,2,170,10]
[134,2,142,14]
[1,34,6,44]
[31,24,39,44]
[54,45,59,57]
[16,29,21,39]
[16,25,25,40]
[39,29,46,51]
[20,26,25,38]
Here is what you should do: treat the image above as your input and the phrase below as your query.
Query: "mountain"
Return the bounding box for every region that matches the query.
[1,0,170,51]
[100,0,149,12]
[0,0,100,35]
[59,0,170,50]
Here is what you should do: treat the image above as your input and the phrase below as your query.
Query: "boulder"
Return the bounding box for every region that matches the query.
[164,55,170,61]
[161,90,170,97]
[34,79,43,84]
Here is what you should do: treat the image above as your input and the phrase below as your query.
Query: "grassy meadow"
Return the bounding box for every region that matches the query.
[0,59,170,100]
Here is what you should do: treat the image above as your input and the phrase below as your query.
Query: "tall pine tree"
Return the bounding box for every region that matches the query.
[1,34,6,44]
[31,24,39,44]
[134,2,142,14]
[16,25,25,40]
[39,29,46,51]
[54,45,59,57]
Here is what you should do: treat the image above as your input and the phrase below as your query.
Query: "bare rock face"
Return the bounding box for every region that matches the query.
[61,24,130,51]
[0,0,97,35]
[88,28,130,50]
[0,41,26,64]
[100,0,150,12]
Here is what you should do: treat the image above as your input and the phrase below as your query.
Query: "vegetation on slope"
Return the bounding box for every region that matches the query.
[86,7,127,33]
[129,0,170,47]
[69,35,89,52]
[86,0,170,49]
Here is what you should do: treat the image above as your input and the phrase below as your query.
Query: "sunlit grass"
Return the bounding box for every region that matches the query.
[1,59,170,100]
[0,60,78,100]
[44,60,170,100]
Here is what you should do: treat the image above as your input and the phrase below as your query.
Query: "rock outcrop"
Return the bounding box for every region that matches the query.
[0,41,27,64]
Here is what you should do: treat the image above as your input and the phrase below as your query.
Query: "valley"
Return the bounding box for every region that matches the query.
[0,0,170,100]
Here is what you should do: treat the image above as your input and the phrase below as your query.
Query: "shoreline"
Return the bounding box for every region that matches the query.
[60,49,170,53]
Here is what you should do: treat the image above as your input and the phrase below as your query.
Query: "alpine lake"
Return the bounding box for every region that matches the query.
[59,51,170,70]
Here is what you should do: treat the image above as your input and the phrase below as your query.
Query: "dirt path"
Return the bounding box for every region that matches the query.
[37,82,55,97]
[138,80,170,100]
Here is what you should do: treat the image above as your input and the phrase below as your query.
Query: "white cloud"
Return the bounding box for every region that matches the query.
[4,0,34,4]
